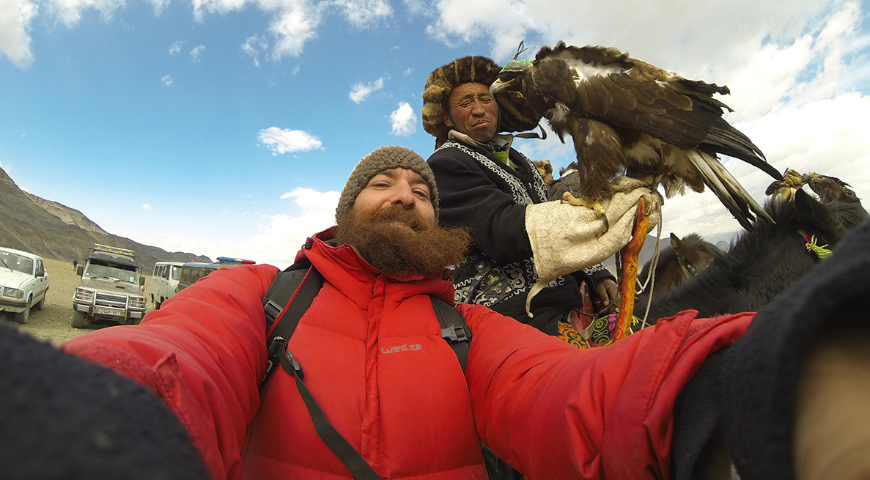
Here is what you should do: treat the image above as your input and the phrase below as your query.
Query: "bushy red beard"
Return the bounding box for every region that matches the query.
[334,206,471,277]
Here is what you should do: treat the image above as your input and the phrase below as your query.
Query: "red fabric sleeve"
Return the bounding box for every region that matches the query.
[461,304,752,479]
[62,264,279,480]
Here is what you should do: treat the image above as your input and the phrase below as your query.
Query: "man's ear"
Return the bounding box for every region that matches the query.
[443,111,454,128]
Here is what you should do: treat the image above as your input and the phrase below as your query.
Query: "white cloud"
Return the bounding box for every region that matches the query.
[0,0,38,69]
[242,35,268,66]
[44,0,126,27]
[161,75,172,85]
[142,203,153,210]
[334,0,391,28]
[349,77,384,103]
[403,67,413,75]
[268,0,322,59]
[258,127,323,155]
[150,0,169,15]
[190,44,205,61]
[238,189,340,268]
[389,101,417,136]
[402,0,428,17]
[5,0,391,69]
[137,189,340,270]
[168,40,183,55]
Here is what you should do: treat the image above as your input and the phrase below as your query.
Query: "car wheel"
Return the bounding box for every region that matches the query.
[14,297,31,324]
[35,293,46,311]
[70,310,85,329]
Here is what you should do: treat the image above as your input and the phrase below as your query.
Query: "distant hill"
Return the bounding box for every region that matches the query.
[0,167,211,272]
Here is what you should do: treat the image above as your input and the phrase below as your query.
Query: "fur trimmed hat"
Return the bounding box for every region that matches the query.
[422,55,542,148]
[335,146,439,221]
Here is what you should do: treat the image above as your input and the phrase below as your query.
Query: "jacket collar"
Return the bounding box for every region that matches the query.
[447,130,515,153]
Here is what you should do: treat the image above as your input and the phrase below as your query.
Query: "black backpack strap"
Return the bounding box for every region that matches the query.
[260,255,325,391]
[276,348,382,480]
[430,297,472,372]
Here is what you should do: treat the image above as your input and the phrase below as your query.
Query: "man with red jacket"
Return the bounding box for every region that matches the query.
[49,146,870,480]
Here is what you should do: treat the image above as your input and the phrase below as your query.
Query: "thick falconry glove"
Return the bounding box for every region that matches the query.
[524,176,662,315]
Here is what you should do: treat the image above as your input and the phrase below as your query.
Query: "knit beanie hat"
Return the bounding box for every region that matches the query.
[335,146,440,221]
[422,55,541,148]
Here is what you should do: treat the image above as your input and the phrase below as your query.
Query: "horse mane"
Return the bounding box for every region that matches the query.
[639,195,867,322]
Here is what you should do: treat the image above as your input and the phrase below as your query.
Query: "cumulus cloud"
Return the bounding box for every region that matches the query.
[2,0,395,69]
[150,0,169,15]
[258,127,323,155]
[0,0,38,69]
[242,188,340,267]
[349,77,385,103]
[168,40,183,55]
[402,0,427,16]
[142,203,153,210]
[242,35,268,66]
[389,101,416,136]
[269,2,322,59]
[190,44,205,61]
[334,0,391,28]
[43,0,126,27]
[161,75,172,85]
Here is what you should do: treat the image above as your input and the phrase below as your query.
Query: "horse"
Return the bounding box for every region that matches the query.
[636,232,724,299]
[634,189,868,325]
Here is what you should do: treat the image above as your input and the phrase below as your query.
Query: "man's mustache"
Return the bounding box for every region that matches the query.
[367,207,431,232]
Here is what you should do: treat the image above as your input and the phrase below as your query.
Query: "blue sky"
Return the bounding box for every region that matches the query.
[2,0,869,269]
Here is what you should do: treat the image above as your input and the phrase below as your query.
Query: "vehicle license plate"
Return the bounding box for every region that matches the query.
[95,307,125,317]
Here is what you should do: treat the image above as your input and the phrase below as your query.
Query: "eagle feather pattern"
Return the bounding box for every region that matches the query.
[491,41,783,230]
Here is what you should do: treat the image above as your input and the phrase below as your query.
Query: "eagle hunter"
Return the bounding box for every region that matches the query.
[490,41,784,231]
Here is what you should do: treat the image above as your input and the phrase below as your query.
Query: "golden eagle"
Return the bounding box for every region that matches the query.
[490,41,784,230]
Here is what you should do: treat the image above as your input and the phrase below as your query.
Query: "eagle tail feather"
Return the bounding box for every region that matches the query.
[687,151,771,230]
[705,121,783,181]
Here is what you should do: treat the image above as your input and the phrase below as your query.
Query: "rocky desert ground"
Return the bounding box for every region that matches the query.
[2,257,155,346]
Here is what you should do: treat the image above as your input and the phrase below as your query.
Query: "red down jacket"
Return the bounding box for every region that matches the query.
[63,229,752,479]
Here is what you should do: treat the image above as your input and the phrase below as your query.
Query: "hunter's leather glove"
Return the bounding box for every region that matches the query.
[524,176,662,314]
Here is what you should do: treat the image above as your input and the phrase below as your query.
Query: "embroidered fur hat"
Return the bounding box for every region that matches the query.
[335,146,439,221]
[422,55,541,148]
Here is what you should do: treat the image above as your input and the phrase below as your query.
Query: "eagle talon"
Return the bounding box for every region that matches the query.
[561,192,609,233]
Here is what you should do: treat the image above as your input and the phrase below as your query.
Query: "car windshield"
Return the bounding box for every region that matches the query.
[84,260,139,283]
[0,252,33,275]
[170,266,181,280]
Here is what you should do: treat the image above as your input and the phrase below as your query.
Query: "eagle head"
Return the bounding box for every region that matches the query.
[490,59,531,96]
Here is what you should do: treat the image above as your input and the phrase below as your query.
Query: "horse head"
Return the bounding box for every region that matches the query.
[637,233,723,299]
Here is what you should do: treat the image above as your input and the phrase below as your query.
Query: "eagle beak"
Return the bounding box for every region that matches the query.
[490,78,512,96]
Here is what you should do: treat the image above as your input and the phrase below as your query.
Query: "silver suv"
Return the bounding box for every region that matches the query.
[71,244,146,328]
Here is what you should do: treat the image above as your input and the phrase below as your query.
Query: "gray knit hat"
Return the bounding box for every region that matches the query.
[335,146,440,221]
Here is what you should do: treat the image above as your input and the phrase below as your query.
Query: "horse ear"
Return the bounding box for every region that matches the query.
[795,189,845,243]
[669,233,681,250]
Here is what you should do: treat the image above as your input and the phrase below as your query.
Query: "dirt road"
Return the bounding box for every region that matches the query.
[3,257,154,346]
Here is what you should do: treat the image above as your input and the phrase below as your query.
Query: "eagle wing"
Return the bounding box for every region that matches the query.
[493,41,783,230]
[535,43,777,178]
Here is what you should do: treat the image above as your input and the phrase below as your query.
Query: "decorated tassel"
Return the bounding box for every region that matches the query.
[804,233,832,259]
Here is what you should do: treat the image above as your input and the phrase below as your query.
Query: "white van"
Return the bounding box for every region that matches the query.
[150,261,184,309]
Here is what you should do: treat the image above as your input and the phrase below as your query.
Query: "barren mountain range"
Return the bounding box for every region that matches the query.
[0,167,210,271]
